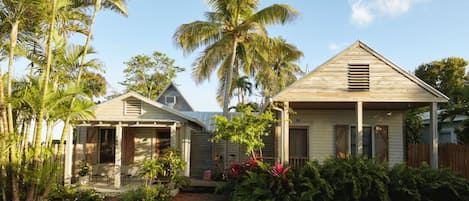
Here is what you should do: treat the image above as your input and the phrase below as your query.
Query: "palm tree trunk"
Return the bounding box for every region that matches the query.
[6,19,20,201]
[77,0,101,84]
[45,120,54,147]
[33,0,57,159]
[222,39,238,117]
[7,20,19,134]
[222,39,238,169]
[56,116,71,158]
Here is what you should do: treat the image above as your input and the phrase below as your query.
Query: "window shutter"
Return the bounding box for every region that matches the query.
[86,128,99,164]
[335,125,349,159]
[125,99,142,115]
[123,128,135,165]
[348,64,370,91]
[375,125,389,162]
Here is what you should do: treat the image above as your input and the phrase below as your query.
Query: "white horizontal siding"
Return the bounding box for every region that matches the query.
[291,110,404,166]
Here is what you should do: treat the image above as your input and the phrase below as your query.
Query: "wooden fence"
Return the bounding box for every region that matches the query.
[407,143,469,178]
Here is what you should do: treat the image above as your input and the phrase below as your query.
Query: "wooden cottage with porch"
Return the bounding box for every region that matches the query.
[64,92,205,188]
[271,41,448,167]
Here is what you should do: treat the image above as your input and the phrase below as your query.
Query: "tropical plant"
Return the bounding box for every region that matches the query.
[405,109,425,143]
[47,184,104,201]
[138,149,186,188]
[121,184,171,201]
[139,158,165,187]
[174,0,300,116]
[212,107,276,158]
[320,156,390,201]
[291,161,333,201]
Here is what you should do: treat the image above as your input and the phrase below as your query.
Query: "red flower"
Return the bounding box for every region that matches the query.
[246,157,258,167]
[270,163,290,177]
[230,163,242,177]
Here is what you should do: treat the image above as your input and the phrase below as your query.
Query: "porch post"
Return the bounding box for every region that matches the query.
[356,101,363,154]
[170,123,177,148]
[182,126,191,177]
[114,124,122,188]
[283,102,290,165]
[430,102,438,168]
[64,124,73,185]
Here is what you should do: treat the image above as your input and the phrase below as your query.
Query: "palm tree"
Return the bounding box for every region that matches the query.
[255,37,303,102]
[234,75,253,104]
[174,0,299,116]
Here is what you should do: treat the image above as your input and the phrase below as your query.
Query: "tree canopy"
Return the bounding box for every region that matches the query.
[414,57,469,144]
[120,51,185,100]
[174,0,301,116]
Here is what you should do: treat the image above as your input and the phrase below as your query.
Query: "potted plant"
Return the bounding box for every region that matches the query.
[78,160,92,185]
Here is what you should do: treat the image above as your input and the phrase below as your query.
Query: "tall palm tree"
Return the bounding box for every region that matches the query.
[174,0,299,116]
[74,0,127,84]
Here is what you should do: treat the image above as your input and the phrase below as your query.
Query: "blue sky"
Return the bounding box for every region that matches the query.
[68,0,469,111]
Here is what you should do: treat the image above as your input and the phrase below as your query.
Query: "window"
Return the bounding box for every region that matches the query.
[336,125,388,162]
[350,126,372,157]
[348,64,370,91]
[99,129,115,163]
[165,96,176,105]
[156,130,171,156]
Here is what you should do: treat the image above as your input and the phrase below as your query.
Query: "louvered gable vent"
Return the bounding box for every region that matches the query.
[125,99,142,115]
[348,64,370,91]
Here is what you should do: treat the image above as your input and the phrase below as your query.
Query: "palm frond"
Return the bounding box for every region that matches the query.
[247,4,299,25]
[192,37,231,83]
[174,21,223,55]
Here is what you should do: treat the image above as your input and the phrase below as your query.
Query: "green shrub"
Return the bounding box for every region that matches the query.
[121,184,171,201]
[388,164,423,201]
[231,161,295,201]
[320,156,390,201]
[389,164,469,201]
[47,185,103,201]
[291,161,333,201]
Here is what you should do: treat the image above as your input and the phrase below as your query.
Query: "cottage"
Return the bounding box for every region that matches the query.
[64,91,205,188]
[271,41,448,167]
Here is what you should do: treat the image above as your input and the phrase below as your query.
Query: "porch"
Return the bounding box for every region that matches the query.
[66,120,193,189]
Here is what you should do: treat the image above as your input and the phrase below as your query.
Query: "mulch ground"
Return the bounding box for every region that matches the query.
[172,193,228,201]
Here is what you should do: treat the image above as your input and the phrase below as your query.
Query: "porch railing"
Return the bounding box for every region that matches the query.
[289,156,308,168]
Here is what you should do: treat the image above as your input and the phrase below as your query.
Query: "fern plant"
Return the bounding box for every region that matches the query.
[320,156,390,201]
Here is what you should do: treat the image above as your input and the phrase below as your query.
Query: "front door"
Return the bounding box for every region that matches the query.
[289,128,308,167]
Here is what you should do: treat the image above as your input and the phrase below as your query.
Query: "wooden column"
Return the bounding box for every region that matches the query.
[114,124,122,188]
[170,123,177,148]
[283,102,290,165]
[430,102,438,168]
[182,126,191,177]
[64,124,74,185]
[356,101,363,154]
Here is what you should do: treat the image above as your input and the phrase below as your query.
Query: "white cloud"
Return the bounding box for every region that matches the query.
[351,1,374,26]
[328,43,340,51]
[375,0,412,16]
[349,0,421,26]
[328,42,349,51]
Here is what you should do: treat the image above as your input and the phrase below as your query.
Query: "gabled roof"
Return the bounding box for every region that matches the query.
[96,91,206,129]
[273,40,449,103]
[156,82,194,111]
